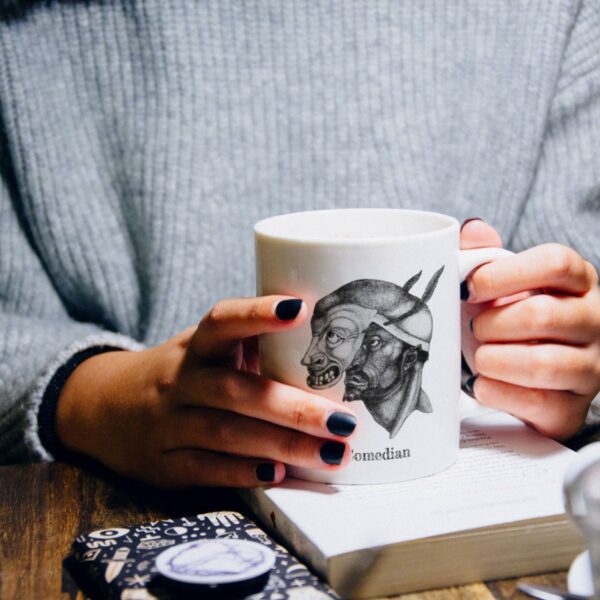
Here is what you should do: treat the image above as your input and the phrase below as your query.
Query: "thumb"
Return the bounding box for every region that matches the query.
[460,218,503,250]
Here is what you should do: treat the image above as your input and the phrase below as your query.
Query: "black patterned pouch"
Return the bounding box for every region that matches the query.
[65,511,339,599]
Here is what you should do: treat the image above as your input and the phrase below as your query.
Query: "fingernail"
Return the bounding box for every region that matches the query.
[469,318,474,333]
[275,299,303,320]
[460,217,484,231]
[460,281,470,301]
[256,463,276,482]
[320,441,345,465]
[326,412,357,437]
[462,375,478,396]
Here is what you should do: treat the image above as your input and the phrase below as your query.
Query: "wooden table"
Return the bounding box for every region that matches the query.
[0,462,573,600]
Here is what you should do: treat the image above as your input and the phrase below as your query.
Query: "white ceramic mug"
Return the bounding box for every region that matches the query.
[254,208,511,484]
[563,443,600,596]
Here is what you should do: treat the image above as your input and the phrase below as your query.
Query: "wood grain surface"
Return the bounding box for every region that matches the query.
[0,462,573,599]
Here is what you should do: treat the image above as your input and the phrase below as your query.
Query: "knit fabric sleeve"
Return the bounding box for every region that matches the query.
[511,0,600,430]
[0,167,143,463]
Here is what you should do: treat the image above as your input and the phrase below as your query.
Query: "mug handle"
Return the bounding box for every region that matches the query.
[458,247,513,421]
[458,246,513,281]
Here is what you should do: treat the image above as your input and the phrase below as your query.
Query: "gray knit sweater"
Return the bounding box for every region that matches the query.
[1,1,599,463]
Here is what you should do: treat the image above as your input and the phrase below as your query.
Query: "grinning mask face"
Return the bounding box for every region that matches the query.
[301,304,376,390]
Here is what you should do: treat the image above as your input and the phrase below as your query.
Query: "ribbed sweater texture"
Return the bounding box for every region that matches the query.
[1,1,599,462]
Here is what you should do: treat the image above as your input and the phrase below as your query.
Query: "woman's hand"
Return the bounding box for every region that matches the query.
[461,219,600,440]
[55,296,357,488]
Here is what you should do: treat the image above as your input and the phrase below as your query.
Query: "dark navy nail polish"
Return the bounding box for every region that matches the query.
[256,463,276,482]
[460,217,484,231]
[469,318,474,333]
[275,299,303,320]
[326,413,357,437]
[460,281,470,301]
[462,375,478,396]
[320,441,345,465]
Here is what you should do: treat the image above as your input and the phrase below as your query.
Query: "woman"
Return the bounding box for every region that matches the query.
[1,0,599,487]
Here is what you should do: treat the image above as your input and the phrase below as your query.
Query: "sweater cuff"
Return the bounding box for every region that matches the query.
[25,332,145,461]
[37,346,119,462]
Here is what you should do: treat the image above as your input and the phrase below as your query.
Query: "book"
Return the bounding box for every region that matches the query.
[239,401,584,598]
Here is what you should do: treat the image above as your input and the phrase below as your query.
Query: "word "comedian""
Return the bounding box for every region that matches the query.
[351,447,411,462]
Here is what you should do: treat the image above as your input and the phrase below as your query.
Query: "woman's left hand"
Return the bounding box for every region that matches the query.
[461,219,600,440]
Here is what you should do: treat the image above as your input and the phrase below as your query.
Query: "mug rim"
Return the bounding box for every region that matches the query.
[254,208,460,245]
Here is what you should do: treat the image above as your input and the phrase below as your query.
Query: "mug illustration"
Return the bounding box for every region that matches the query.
[301,267,444,438]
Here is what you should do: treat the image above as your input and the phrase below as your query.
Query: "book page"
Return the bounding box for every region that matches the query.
[259,410,575,558]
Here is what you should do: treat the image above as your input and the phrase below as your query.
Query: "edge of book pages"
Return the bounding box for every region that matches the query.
[240,409,584,598]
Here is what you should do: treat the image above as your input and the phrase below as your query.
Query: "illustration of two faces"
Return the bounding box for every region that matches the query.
[301,267,444,438]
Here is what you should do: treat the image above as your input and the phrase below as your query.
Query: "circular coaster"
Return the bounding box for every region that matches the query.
[155,539,275,593]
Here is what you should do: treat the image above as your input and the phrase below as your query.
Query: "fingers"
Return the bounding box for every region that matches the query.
[192,296,307,360]
[459,219,503,250]
[474,343,600,395]
[241,336,260,373]
[160,449,287,488]
[467,244,597,303]
[472,376,591,441]
[165,407,351,471]
[472,292,600,345]
[174,367,358,440]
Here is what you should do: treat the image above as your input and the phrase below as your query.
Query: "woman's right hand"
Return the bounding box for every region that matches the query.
[55,296,357,488]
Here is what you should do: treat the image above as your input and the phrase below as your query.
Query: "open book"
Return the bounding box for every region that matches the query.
[240,405,584,598]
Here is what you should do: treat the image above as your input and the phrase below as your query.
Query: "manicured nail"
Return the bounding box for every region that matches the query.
[326,412,357,437]
[469,318,474,333]
[320,441,346,465]
[460,280,470,301]
[256,463,276,482]
[275,299,303,320]
[460,217,484,231]
[462,375,478,396]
